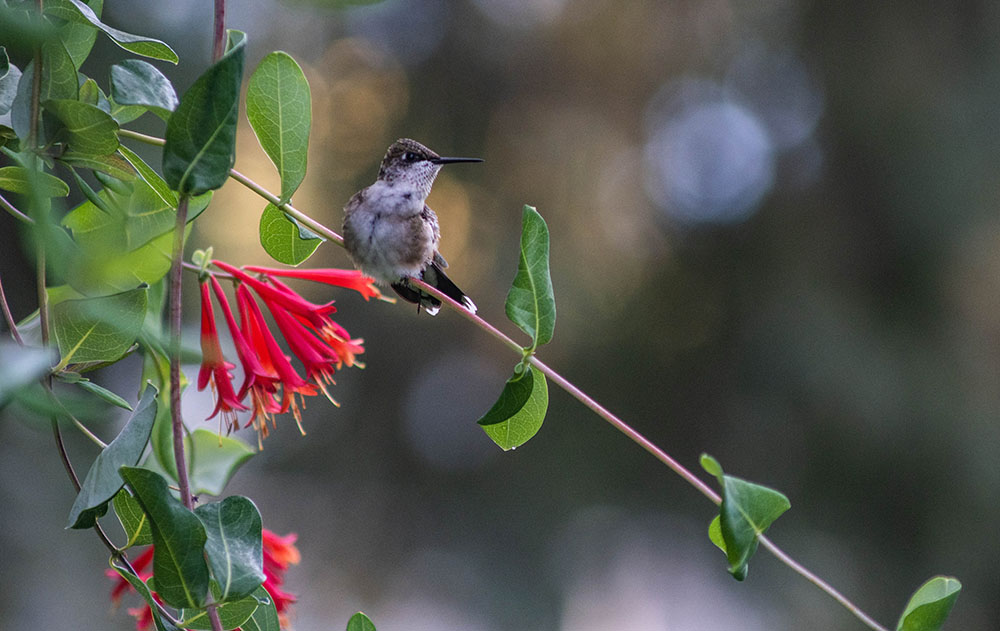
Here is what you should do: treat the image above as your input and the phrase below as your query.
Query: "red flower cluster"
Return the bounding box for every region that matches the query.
[106,529,301,630]
[198,261,378,445]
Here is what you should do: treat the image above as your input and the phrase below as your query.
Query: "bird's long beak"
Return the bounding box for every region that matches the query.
[430,156,484,165]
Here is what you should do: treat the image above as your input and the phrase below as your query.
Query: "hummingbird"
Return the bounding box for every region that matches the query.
[342,138,482,316]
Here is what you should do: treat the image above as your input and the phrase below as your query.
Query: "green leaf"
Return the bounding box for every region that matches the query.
[237,586,281,631]
[347,612,378,631]
[67,385,157,528]
[51,285,147,367]
[0,342,55,408]
[44,0,178,64]
[44,98,120,156]
[61,179,210,293]
[163,30,245,195]
[110,59,178,118]
[9,40,77,140]
[109,556,182,631]
[75,378,133,409]
[40,39,80,101]
[0,54,21,116]
[113,487,153,547]
[258,203,322,265]
[896,576,962,631]
[187,428,256,496]
[707,515,725,553]
[505,205,556,348]
[246,51,311,204]
[478,364,548,450]
[57,0,103,69]
[78,77,100,105]
[118,144,178,207]
[701,454,791,581]
[194,496,265,602]
[59,150,136,181]
[180,590,260,630]
[699,453,723,478]
[120,466,210,609]
[149,386,178,481]
[0,165,69,196]
[0,46,8,79]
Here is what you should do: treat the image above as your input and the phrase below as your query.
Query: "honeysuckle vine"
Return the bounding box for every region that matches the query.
[0,1,964,630]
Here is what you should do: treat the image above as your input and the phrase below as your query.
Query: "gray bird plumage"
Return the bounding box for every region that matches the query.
[342,138,480,315]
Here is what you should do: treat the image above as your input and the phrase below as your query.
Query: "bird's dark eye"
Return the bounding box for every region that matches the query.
[403,151,419,162]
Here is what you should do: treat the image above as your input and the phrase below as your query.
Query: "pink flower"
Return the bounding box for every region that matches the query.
[198,281,248,433]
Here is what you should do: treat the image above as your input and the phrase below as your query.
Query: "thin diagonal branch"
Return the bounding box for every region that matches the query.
[0,192,34,224]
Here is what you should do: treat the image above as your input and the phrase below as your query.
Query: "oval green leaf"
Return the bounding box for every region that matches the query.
[57,0,103,69]
[44,98,120,156]
[246,51,311,204]
[59,151,136,181]
[179,591,260,630]
[45,0,179,63]
[896,576,962,631]
[0,165,69,197]
[66,385,157,529]
[702,454,791,581]
[187,428,256,497]
[0,57,21,115]
[113,487,153,547]
[120,466,209,609]
[347,612,377,631]
[505,205,556,348]
[163,30,245,195]
[194,496,265,602]
[479,364,548,451]
[259,203,322,265]
[238,586,281,631]
[75,378,133,410]
[110,59,178,118]
[52,285,148,367]
[118,144,178,206]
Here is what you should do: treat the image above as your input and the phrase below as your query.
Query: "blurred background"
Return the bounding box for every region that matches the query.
[1,0,999,629]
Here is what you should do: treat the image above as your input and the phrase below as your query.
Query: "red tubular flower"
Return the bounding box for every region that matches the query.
[107,530,300,630]
[262,530,301,628]
[235,283,317,435]
[213,260,336,331]
[198,282,249,432]
[266,302,342,404]
[264,275,366,369]
[243,265,382,301]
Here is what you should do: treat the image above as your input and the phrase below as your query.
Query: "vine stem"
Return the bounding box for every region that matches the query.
[0,192,34,224]
[757,536,891,631]
[169,194,194,510]
[207,5,227,629]
[27,1,175,621]
[0,273,25,345]
[213,0,227,62]
[119,129,890,631]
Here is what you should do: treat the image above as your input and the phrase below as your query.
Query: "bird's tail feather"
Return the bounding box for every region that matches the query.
[391,262,476,316]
